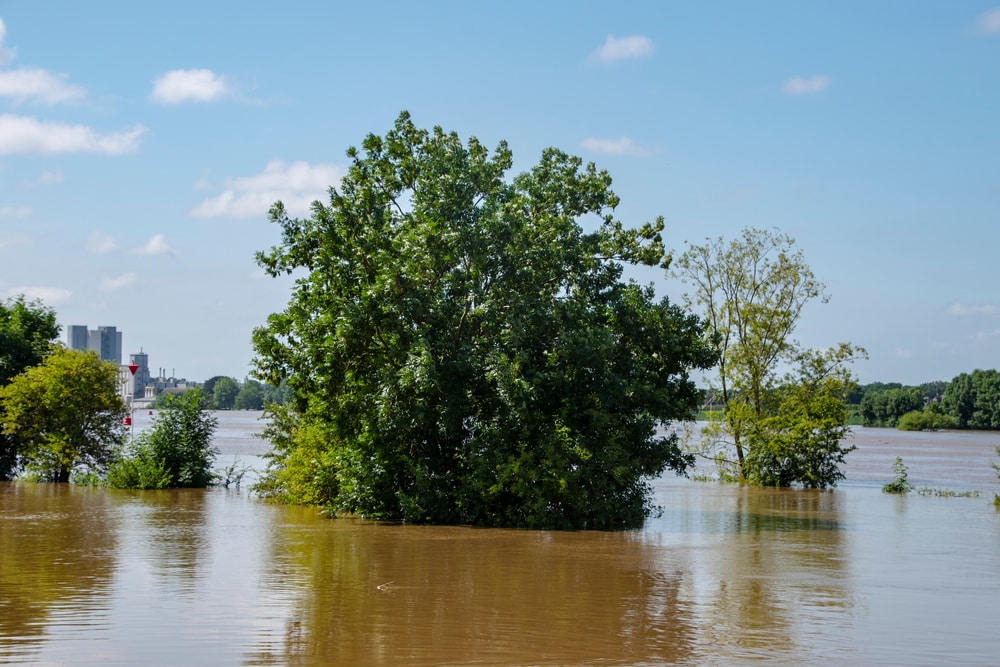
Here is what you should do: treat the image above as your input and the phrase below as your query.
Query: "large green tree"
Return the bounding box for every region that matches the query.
[672,227,865,486]
[252,112,715,529]
[943,369,1000,430]
[234,380,264,410]
[212,376,239,410]
[0,296,60,478]
[0,347,127,482]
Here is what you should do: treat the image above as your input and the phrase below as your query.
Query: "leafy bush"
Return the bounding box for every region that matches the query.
[897,408,957,431]
[105,448,173,490]
[882,456,913,494]
[253,404,339,505]
[106,389,218,489]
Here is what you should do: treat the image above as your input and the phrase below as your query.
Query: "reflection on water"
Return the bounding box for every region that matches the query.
[251,519,696,666]
[0,484,119,665]
[1,415,999,666]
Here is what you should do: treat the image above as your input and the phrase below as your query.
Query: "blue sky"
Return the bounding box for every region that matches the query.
[0,1,997,386]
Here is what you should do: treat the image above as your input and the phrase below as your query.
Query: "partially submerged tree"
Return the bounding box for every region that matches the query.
[252,111,715,528]
[942,369,1000,430]
[212,376,240,410]
[672,227,865,487]
[234,379,264,410]
[0,296,60,479]
[0,347,127,482]
[106,388,218,489]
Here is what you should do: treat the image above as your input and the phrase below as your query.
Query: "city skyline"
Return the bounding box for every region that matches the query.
[1,3,999,386]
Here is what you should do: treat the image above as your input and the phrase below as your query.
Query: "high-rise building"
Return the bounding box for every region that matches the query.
[67,325,89,351]
[129,350,150,399]
[68,324,123,364]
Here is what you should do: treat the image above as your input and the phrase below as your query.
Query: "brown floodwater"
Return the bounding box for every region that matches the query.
[1,415,999,666]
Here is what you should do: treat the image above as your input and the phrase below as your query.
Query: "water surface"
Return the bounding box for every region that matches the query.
[1,416,998,666]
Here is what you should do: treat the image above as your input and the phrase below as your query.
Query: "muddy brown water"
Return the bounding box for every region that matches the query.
[1,414,998,666]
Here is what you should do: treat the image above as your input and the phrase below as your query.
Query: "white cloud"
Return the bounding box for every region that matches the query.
[5,286,72,305]
[976,7,1000,34]
[589,35,655,63]
[782,75,830,95]
[191,160,342,218]
[892,348,913,360]
[948,302,997,316]
[0,114,146,155]
[132,233,177,256]
[0,18,16,66]
[579,136,654,156]
[150,69,228,104]
[22,168,63,188]
[972,329,1000,342]
[0,67,86,104]
[0,205,30,217]
[99,272,137,292]
[85,231,118,254]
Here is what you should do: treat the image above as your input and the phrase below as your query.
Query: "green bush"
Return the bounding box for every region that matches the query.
[106,389,218,489]
[897,407,957,431]
[882,456,913,494]
[105,449,173,490]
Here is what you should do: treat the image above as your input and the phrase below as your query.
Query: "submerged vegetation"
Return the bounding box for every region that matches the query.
[106,389,218,490]
[251,112,715,529]
[672,227,865,488]
[882,457,913,494]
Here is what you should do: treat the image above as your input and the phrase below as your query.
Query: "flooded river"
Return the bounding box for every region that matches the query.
[1,414,998,665]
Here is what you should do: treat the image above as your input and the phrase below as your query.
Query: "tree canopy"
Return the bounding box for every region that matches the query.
[212,376,240,410]
[0,296,59,386]
[0,296,60,478]
[252,112,715,529]
[234,380,264,410]
[943,369,1000,430]
[672,227,865,487]
[0,347,126,482]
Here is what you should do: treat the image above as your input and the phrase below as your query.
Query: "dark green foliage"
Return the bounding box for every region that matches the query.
[860,386,924,427]
[107,389,218,489]
[0,296,60,479]
[918,381,948,402]
[882,456,913,494]
[212,377,239,410]
[943,370,1000,430]
[234,380,264,410]
[252,112,714,529]
[0,296,59,385]
[202,376,225,402]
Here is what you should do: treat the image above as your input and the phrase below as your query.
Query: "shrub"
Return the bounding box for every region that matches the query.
[897,408,957,432]
[105,449,173,490]
[106,389,218,489]
[882,456,913,494]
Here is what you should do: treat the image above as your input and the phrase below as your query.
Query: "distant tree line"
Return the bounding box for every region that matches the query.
[855,372,1000,431]
[152,376,291,410]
